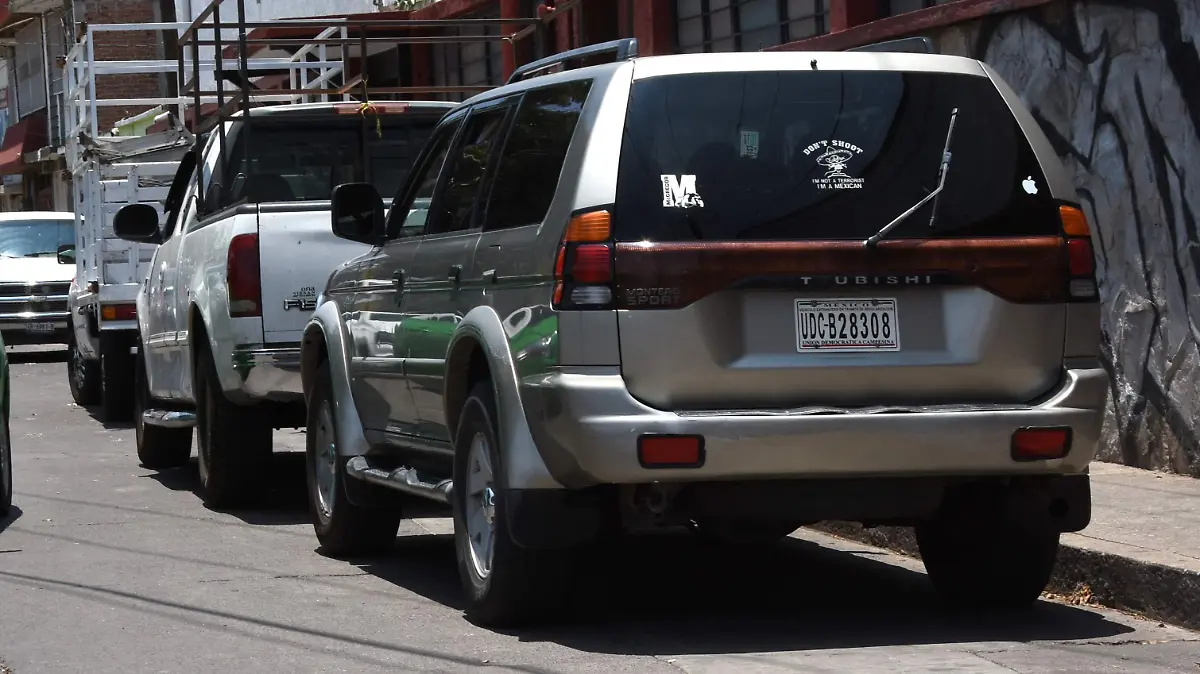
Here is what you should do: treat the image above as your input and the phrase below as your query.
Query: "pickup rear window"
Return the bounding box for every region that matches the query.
[613,70,1061,242]
[213,111,443,207]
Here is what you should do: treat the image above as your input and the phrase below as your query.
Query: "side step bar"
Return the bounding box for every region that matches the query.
[345,456,453,504]
[142,409,196,428]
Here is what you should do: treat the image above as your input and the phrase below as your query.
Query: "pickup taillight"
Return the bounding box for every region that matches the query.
[227,233,262,318]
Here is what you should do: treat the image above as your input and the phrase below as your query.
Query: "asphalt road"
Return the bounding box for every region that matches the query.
[2,347,1199,674]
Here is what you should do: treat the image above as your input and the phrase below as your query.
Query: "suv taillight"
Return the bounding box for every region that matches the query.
[1060,205,1098,302]
[553,209,615,310]
[227,232,262,318]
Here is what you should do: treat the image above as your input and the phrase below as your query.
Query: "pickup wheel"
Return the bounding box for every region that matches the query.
[133,346,192,470]
[67,328,101,406]
[306,361,401,557]
[195,340,271,509]
[452,381,569,627]
[99,333,135,422]
[917,515,1059,608]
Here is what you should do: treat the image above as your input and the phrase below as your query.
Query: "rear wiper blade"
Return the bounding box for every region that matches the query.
[864,107,959,248]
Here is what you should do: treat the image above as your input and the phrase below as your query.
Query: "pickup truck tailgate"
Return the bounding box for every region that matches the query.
[257,206,371,344]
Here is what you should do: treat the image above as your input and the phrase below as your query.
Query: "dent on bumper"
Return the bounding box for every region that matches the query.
[232,346,303,400]
[521,367,1110,487]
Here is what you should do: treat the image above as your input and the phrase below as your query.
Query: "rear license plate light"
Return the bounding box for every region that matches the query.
[638,435,705,468]
[1011,427,1072,461]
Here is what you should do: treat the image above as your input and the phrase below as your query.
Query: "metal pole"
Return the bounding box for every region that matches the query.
[237,0,250,187]
[86,27,97,138]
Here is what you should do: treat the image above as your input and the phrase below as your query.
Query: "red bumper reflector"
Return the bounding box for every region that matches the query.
[638,435,705,468]
[1011,427,1072,461]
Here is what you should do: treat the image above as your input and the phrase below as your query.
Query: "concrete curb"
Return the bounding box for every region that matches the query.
[808,522,1200,631]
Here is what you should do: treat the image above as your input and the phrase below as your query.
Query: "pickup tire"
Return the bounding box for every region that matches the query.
[99,333,135,423]
[195,339,271,509]
[306,361,401,557]
[67,328,101,406]
[133,345,192,470]
[452,381,569,627]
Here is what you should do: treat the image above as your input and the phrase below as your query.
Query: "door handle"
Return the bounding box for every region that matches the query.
[393,270,405,306]
[448,264,462,282]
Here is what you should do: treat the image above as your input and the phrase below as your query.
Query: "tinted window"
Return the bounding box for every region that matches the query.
[427,105,514,235]
[0,219,74,258]
[213,112,441,209]
[483,80,592,231]
[387,119,462,239]
[614,71,1059,242]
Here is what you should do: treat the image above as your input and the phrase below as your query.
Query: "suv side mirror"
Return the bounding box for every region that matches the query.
[113,203,163,245]
[331,182,385,245]
[56,243,76,265]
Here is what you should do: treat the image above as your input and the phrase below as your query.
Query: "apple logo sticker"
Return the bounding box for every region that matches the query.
[1022,176,1038,195]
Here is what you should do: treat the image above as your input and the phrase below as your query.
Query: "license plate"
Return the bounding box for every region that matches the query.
[24,321,54,334]
[795,298,900,352]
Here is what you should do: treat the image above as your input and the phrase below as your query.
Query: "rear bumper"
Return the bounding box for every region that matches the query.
[231,345,303,401]
[522,366,1109,487]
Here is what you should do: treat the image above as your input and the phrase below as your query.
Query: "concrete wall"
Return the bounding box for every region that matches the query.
[923,1,1200,476]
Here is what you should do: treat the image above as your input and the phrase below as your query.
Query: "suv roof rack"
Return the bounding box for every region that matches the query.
[847,36,936,55]
[506,37,639,84]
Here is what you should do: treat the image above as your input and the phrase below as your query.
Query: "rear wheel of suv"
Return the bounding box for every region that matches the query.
[195,340,271,509]
[916,516,1059,608]
[452,381,569,627]
[306,361,401,557]
[133,345,192,470]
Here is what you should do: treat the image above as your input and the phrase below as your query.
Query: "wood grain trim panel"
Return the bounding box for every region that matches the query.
[614,237,1067,309]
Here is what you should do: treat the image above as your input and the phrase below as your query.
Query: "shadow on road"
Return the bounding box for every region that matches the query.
[79,405,135,430]
[0,504,22,536]
[6,346,68,365]
[355,530,1136,657]
[141,451,311,526]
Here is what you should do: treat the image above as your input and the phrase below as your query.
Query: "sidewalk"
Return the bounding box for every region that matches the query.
[812,462,1200,630]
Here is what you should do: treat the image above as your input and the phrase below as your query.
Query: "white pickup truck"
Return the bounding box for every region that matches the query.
[112,101,453,507]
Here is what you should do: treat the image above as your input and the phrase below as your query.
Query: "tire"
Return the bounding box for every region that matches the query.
[100,333,135,423]
[133,345,192,470]
[1,413,11,517]
[194,338,271,509]
[452,381,570,627]
[67,328,101,407]
[306,361,401,557]
[917,517,1060,609]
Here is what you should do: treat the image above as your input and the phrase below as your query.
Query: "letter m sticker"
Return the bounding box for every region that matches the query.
[661,174,704,209]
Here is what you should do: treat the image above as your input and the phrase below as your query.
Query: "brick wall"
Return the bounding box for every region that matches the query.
[80,0,164,132]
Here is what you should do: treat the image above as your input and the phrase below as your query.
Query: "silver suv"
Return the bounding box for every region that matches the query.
[301,39,1107,626]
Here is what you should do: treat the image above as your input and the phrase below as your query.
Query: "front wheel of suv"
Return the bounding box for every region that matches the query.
[452,381,570,627]
[916,517,1059,608]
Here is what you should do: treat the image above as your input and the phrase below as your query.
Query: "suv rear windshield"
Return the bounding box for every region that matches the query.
[614,70,1059,242]
[214,111,443,206]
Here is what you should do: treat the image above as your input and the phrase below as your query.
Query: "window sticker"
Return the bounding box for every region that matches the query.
[661,174,705,209]
[1022,175,1038,195]
[739,129,760,159]
[803,139,866,190]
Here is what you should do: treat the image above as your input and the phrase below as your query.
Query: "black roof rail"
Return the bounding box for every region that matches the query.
[847,36,936,54]
[507,37,638,84]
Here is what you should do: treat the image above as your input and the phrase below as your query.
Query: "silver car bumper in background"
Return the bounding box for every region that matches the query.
[231,345,303,400]
[523,365,1109,487]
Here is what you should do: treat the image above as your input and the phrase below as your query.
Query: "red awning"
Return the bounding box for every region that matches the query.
[0,112,47,175]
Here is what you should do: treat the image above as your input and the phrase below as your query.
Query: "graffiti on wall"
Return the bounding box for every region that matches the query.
[931,0,1200,475]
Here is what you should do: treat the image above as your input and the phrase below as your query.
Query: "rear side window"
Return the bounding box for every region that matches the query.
[614,70,1060,242]
[427,105,514,235]
[483,80,593,231]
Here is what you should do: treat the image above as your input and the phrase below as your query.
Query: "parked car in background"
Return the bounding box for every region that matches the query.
[302,40,1107,626]
[1,329,11,517]
[114,100,454,509]
[0,212,77,348]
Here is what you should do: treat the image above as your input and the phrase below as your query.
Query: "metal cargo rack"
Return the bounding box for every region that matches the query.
[176,0,600,206]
